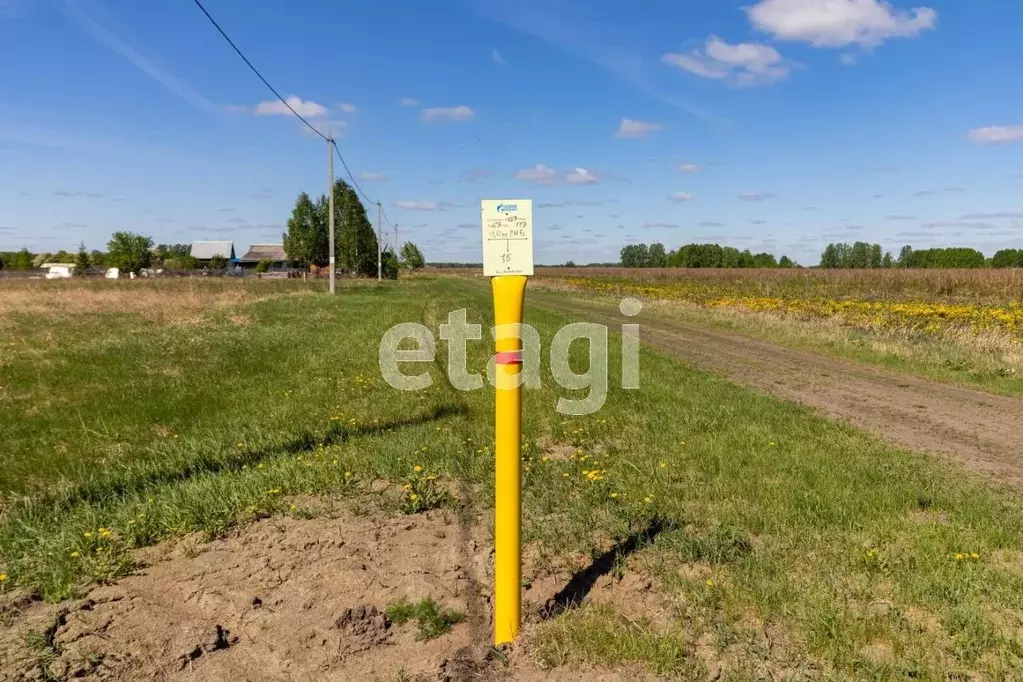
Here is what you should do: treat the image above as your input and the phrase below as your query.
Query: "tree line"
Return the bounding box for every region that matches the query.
[608,241,1023,270]
[1,240,209,274]
[620,243,796,268]
[821,242,1021,269]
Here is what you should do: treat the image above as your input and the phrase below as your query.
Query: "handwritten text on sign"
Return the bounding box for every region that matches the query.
[481,199,534,276]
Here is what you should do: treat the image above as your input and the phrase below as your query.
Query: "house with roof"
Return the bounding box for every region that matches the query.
[237,243,288,271]
[190,241,235,268]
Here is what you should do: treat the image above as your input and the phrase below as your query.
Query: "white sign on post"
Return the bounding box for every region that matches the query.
[481,199,534,277]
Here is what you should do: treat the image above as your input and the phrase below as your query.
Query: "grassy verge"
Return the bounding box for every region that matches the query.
[2,277,1023,679]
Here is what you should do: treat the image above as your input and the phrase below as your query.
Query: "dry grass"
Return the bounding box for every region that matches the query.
[0,279,306,330]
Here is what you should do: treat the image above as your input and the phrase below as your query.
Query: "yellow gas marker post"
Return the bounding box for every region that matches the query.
[481,199,534,645]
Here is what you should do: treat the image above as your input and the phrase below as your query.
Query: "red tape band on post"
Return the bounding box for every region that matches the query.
[494,350,523,365]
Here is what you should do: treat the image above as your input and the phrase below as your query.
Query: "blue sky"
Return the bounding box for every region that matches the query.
[1,0,1021,265]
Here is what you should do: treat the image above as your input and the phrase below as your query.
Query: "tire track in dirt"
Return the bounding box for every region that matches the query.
[530,292,1023,489]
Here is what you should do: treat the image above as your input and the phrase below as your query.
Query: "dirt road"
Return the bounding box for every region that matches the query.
[531,292,1023,489]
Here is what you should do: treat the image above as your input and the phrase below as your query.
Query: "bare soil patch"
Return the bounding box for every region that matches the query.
[0,508,664,681]
[532,293,1023,489]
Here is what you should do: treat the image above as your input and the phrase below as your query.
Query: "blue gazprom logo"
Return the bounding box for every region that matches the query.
[496,203,518,213]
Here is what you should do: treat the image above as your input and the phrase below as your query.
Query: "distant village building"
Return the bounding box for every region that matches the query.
[189,241,236,268]
[42,263,75,280]
[238,243,288,270]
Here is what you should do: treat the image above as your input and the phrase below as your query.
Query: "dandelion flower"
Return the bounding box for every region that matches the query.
[0,573,7,582]
[659,461,666,468]
[70,551,80,558]
[414,465,423,473]
[706,579,713,587]
[84,531,93,539]
[409,494,419,502]
[971,552,980,559]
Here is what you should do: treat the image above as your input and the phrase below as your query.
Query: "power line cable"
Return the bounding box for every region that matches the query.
[190,0,327,141]
[332,140,376,207]
[191,0,394,229]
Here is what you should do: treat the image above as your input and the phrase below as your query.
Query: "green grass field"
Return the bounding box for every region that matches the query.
[3,277,1023,679]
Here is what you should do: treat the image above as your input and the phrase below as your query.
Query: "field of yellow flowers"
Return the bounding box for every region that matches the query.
[552,272,1023,341]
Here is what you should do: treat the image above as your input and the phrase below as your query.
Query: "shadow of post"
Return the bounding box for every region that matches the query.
[541,517,668,619]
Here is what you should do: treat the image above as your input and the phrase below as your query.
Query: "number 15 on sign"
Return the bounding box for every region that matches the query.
[481,200,534,277]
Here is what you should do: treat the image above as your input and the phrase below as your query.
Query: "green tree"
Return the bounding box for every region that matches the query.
[106,232,153,274]
[752,252,778,268]
[400,241,426,269]
[209,254,228,270]
[620,244,650,268]
[74,242,91,273]
[381,247,400,279]
[897,245,914,268]
[992,249,1023,268]
[333,180,379,276]
[721,247,741,268]
[89,250,107,268]
[283,192,328,267]
[909,247,985,269]
[13,249,34,270]
[881,251,894,268]
[778,255,794,268]
[255,259,273,273]
[647,242,667,267]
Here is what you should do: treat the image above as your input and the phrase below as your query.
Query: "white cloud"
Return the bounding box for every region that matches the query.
[255,96,327,117]
[224,104,249,114]
[566,167,601,185]
[338,102,357,114]
[515,164,560,185]
[747,0,938,48]
[392,200,440,211]
[492,48,505,64]
[739,192,777,201]
[968,125,1023,144]
[678,163,703,173]
[642,221,678,228]
[616,118,663,138]
[421,105,475,123]
[662,36,792,87]
[399,97,420,107]
[840,53,858,65]
[358,171,386,182]
[670,192,694,202]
